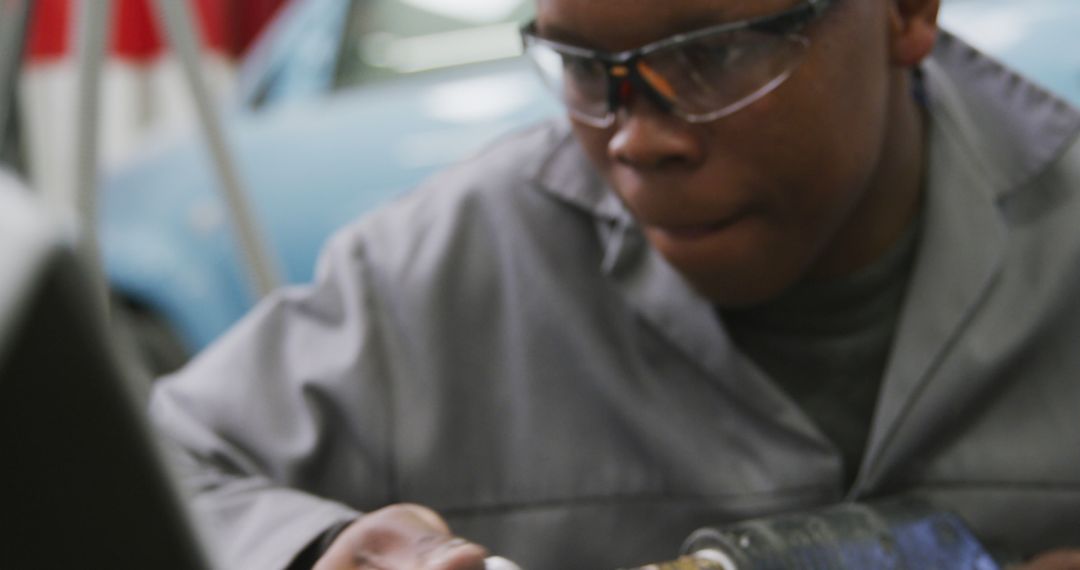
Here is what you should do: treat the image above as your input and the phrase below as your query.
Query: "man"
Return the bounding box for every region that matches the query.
[150,0,1080,568]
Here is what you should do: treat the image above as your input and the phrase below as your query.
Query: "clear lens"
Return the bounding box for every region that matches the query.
[524,41,613,126]
[642,29,809,121]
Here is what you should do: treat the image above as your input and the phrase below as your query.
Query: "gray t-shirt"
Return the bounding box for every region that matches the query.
[723,217,922,487]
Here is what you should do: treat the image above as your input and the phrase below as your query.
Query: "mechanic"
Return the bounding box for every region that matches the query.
[149,0,1080,568]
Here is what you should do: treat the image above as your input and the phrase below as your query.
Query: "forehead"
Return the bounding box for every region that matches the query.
[534,0,796,49]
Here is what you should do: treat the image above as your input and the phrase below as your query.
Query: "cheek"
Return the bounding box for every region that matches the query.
[808,12,893,167]
[762,26,892,230]
[570,123,615,171]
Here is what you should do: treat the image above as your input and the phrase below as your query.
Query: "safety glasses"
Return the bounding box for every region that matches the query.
[521,0,834,127]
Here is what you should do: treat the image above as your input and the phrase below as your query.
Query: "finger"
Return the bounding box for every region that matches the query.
[422,537,489,570]
[391,506,487,570]
[1019,549,1080,570]
[397,503,453,535]
[315,505,455,569]
[346,504,486,569]
[357,505,453,563]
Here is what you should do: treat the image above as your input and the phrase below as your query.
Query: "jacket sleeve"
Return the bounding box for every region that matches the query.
[149,227,397,570]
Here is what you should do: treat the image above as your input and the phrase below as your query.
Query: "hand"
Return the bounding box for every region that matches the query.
[313,503,489,570]
[1013,550,1080,570]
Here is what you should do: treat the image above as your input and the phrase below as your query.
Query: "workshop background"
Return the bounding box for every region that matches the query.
[18,0,285,216]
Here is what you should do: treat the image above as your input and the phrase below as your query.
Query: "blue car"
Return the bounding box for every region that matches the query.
[100,0,1080,373]
[102,0,559,371]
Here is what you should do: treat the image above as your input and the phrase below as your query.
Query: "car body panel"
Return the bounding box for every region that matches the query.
[236,0,352,109]
[102,53,559,349]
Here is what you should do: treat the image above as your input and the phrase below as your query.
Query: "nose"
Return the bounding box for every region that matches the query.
[607,97,704,171]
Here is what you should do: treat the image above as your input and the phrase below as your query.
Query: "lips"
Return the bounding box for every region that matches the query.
[610,173,760,244]
[655,222,729,240]
[649,212,749,242]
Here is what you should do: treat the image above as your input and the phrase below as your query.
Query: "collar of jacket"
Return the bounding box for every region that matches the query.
[529,120,759,395]
[856,30,1080,494]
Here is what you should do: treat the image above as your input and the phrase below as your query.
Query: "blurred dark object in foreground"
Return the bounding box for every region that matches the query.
[0,176,212,569]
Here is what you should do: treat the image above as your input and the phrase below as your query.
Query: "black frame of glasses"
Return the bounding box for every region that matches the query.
[520,0,835,124]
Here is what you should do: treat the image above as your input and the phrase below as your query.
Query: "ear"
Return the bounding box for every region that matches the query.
[888,0,940,67]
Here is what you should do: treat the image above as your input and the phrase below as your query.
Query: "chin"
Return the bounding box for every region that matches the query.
[687,274,797,309]
[661,249,808,309]
[647,228,807,308]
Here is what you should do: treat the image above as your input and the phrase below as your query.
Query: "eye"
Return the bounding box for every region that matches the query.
[562,55,605,82]
[679,42,737,71]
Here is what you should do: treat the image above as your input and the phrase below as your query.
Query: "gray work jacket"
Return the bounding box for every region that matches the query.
[150,33,1080,569]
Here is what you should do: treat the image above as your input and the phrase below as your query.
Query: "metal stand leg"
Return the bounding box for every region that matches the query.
[0,0,33,147]
[73,0,112,312]
[152,0,282,298]
[73,0,281,313]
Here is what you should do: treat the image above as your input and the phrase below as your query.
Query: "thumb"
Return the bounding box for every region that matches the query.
[395,505,487,569]
[315,503,487,570]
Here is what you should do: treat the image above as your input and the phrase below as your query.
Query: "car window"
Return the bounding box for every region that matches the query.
[334,0,533,89]
[239,0,355,109]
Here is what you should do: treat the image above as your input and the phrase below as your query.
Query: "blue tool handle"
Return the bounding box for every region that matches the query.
[679,499,1000,570]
